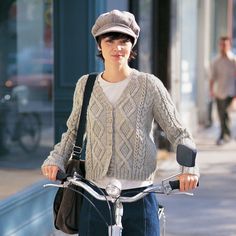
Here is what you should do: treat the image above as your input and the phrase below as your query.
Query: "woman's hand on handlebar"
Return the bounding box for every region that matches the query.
[178,174,199,192]
[42,165,59,181]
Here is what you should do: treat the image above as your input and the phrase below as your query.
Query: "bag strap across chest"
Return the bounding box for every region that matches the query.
[72,73,97,160]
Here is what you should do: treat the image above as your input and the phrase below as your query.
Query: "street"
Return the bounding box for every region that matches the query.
[157,123,236,236]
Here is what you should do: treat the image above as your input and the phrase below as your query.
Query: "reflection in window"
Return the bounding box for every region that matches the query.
[0,0,54,195]
[233,0,236,54]
[179,0,197,106]
[138,0,152,73]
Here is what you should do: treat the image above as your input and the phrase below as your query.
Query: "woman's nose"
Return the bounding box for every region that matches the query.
[113,43,122,51]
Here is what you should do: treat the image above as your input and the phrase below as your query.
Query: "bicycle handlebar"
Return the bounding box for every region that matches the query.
[56,170,180,189]
[43,170,191,204]
[44,144,198,201]
[169,180,180,190]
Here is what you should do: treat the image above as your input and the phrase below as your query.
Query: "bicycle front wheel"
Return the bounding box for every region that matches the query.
[17,113,41,153]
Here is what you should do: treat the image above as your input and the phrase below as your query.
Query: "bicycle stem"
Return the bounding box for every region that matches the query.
[115,200,123,229]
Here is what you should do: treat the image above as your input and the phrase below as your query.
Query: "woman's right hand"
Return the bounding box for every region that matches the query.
[41,165,59,181]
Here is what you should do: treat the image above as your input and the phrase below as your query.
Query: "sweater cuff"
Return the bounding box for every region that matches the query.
[41,155,66,173]
[180,165,200,177]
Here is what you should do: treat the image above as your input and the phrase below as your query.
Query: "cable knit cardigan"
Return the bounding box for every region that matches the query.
[42,69,198,181]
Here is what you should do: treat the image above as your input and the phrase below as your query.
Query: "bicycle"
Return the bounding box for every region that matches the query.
[44,144,197,236]
[0,85,42,153]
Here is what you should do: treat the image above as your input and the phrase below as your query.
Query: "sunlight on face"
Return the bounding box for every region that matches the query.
[100,37,132,65]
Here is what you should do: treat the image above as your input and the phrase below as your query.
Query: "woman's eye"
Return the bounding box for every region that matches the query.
[121,40,130,45]
[105,39,113,43]
[121,40,128,44]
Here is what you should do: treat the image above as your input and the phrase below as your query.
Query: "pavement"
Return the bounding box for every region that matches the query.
[0,127,52,200]
[157,123,236,175]
[156,121,236,236]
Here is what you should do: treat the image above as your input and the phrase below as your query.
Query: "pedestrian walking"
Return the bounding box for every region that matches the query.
[209,36,236,145]
[41,9,199,236]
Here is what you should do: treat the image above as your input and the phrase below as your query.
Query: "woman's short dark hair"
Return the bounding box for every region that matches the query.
[96,32,137,61]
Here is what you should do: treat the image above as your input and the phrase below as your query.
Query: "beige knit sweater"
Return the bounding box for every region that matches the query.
[42,69,198,181]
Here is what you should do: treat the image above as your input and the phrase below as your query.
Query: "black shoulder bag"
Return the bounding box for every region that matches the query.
[53,73,97,234]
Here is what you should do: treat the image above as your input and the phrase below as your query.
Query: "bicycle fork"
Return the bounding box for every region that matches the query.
[109,200,123,236]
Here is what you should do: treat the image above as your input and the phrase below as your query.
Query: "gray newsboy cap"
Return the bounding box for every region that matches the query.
[91,9,140,46]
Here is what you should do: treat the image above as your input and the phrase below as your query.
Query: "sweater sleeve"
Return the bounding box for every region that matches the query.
[150,74,200,176]
[41,75,88,172]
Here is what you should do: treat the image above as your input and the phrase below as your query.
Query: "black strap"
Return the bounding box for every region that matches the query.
[72,73,97,160]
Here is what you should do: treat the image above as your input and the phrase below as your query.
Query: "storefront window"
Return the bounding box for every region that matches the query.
[0,0,54,199]
[233,0,236,53]
[138,0,152,73]
[212,0,228,55]
[179,0,198,107]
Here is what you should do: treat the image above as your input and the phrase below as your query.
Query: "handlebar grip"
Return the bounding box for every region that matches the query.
[169,180,180,190]
[169,180,200,190]
[56,170,68,181]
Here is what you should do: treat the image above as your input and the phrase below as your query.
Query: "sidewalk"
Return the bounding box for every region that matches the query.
[0,129,51,200]
[156,112,236,236]
[0,168,44,200]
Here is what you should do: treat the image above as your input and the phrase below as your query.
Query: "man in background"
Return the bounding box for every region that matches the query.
[210,36,236,145]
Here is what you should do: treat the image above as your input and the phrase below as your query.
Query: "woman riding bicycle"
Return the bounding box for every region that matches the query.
[42,9,199,236]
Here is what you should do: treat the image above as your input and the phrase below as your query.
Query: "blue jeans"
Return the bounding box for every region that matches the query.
[78,186,160,236]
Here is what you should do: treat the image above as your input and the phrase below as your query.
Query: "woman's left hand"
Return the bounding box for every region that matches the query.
[178,173,199,192]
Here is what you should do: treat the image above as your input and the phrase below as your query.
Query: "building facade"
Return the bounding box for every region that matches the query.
[0,0,234,188]
[0,0,234,234]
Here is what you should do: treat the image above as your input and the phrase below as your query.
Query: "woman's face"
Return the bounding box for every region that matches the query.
[100,36,132,65]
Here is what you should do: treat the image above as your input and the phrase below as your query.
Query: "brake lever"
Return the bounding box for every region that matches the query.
[43,180,71,188]
[43,183,65,188]
[174,192,194,196]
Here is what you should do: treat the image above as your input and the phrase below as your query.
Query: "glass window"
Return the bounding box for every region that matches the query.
[138,0,152,73]
[0,0,54,199]
[107,0,128,10]
[232,0,236,53]
[212,0,228,55]
[179,0,198,107]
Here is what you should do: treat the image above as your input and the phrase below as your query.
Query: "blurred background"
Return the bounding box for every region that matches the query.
[0,0,235,235]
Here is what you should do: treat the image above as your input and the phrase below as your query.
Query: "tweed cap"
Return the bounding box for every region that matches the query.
[91,10,140,46]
